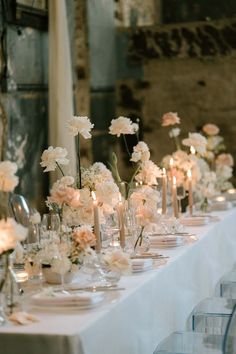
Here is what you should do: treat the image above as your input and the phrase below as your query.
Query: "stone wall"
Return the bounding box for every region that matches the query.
[116,18,236,180]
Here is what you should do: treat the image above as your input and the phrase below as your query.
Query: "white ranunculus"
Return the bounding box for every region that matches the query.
[182,133,207,155]
[67,116,94,139]
[169,127,181,138]
[109,116,138,137]
[0,218,28,255]
[135,160,162,185]
[0,161,19,192]
[130,141,150,163]
[161,112,181,126]
[40,146,69,172]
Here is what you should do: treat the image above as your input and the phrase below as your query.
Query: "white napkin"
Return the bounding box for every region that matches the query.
[180,216,209,226]
[31,290,104,307]
[149,235,183,245]
[210,201,232,211]
[8,312,39,325]
[131,258,153,269]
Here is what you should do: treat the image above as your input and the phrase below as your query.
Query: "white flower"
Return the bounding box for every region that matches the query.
[169,127,180,138]
[135,160,162,185]
[50,256,71,275]
[161,112,180,126]
[102,250,131,274]
[82,163,113,190]
[67,116,94,139]
[136,204,159,227]
[182,133,207,155]
[0,161,18,192]
[130,141,150,163]
[216,153,234,167]
[109,116,138,137]
[0,218,28,255]
[206,136,223,151]
[130,185,161,209]
[95,181,120,213]
[40,146,69,172]
[202,123,220,136]
[216,165,233,181]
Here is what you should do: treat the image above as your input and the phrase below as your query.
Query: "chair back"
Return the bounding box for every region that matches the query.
[223,303,236,354]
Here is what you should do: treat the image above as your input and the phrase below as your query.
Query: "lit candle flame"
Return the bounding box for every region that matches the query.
[170,157,174,167]
[91,191,96,201]
[190,146,196,155]
[162,167,166,176]
[118,193,122,203]
[187,169,192,179]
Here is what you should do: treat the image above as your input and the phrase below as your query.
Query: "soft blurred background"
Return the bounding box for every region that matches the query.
[0,0,236,208]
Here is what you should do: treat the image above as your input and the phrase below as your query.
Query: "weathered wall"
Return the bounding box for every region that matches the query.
[116,18,236,180]
[0,2,48,207]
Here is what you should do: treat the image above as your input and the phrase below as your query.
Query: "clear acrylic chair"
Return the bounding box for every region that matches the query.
[154,306,236,354]
[154,331,224,354]
[223,303,236,354]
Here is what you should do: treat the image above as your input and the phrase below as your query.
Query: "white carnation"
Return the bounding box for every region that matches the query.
[40,146,69,172]
[0,218,28,255]
[0,161,19,192]
[162,112,180,126]
[135,160,162,185]
[109,116,138,137]
[182,133,207,155]
[67,116,94,139]
[130,141,150,163]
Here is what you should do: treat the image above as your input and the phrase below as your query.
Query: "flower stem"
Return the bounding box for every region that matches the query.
[0,253,9,292]
[122,134,131,157]
[56,162,65,177]
[134,226,144,251]
[76,136,82,188]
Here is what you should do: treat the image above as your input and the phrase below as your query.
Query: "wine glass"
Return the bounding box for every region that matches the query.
[40,213,60,243]
[177,185,186,214]
[101,212,121,248]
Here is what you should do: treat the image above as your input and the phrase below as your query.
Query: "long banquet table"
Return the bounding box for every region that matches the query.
[1,209,236,354]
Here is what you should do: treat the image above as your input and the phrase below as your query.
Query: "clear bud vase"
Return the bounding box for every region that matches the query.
[0,254,20,318]
[200,197,209,213]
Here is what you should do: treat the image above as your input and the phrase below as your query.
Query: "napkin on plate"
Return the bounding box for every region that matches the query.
[31,289,104,307]
[131,258,153,270]
[8,312,39,325]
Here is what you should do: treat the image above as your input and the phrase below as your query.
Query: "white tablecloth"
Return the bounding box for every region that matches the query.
[1,209,236,354]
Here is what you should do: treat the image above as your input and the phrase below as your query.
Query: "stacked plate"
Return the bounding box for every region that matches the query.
[131,258,153,272]
[210,201,232,211]
[30,290,105,310]
[180,216,210,226]
[148,235,185,248]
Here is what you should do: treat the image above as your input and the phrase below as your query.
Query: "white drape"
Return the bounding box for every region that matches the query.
[49,0,76,180]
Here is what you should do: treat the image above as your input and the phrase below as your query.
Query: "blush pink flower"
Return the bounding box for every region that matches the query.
[202,123,220,136]
[73,225,96,250]
[50,186,80,207]
[161,112,181,127]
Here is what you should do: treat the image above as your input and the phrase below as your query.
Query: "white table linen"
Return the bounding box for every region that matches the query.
[1,209,236,354]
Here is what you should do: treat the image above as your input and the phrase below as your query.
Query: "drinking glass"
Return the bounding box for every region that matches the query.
[101,212,121,248]
[40,213,60,242]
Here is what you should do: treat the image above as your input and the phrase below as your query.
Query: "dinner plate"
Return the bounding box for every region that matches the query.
[132,265,153,273]
[149,235,185,248]
[179,216,210,226]
[29,290,105,310]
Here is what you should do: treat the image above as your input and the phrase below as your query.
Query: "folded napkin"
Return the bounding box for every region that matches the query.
[131,258,153,269]
[149,235,184,244]
[31,290,104,307]
[180,216,210,226]
[8,312,39,325]
[210,201,232,211]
